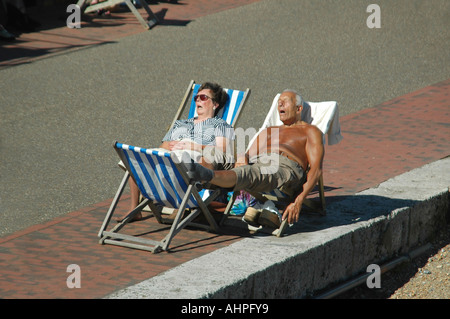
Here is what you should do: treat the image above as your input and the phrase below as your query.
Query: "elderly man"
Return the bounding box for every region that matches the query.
[185,90,324,227]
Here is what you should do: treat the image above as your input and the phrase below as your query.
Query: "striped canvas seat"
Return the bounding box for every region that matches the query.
[98,81,250,253]
[116,143,199,209]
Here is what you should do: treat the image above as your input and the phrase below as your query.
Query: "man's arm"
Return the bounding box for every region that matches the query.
[282,127,324,224]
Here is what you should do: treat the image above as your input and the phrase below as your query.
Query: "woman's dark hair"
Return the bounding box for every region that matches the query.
[198,82,228,116]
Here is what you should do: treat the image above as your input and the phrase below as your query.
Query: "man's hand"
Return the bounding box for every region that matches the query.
[282,198,302,224]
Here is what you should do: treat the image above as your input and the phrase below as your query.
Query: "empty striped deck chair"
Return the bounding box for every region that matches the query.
[98,81,250,253]
[228,93,343,237]
[76,0,159,30]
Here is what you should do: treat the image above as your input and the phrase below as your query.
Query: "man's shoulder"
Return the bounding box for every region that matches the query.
[304,123,323,138]
[291,123,323,144]
[291,122,322,134]
[305,122,322,133]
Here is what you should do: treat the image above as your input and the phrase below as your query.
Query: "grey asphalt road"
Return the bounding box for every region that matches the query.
[1,0,449,237]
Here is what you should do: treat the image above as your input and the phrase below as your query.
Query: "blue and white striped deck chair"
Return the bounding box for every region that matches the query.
[100,143,220,253]
[234,93,342,237]
[99,81,250,253]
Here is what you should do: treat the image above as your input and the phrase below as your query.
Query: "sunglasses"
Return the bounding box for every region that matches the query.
[194,94,213,102]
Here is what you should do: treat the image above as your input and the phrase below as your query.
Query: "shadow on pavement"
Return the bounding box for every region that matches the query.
[289,194,418,234]
[0,1,192,68]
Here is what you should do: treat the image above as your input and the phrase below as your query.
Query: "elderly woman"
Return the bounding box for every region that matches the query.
[161,82,235,169]
[122,82,235,221]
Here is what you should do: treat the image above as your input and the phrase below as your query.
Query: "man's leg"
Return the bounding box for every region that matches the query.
[184,161,237,188]
[210,170,238,188]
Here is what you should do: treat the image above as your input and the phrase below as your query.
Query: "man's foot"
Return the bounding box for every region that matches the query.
[183,158,214,182]
[258,209,282,228]
[242,207,261,227]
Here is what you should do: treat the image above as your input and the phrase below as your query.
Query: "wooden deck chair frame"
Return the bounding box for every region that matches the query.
[76,0,159,29]
[226,94,342,237]
[99,81,250,253]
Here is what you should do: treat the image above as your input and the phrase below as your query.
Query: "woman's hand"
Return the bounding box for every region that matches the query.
[169,140,200,152]
[167,141,180,151]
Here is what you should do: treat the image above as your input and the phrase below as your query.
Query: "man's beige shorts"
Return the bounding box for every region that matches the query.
[232,153,305,194]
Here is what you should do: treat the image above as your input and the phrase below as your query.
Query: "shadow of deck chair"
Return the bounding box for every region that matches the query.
[98,81,250,253]
[76,0,159,29]
[226,93,343,237]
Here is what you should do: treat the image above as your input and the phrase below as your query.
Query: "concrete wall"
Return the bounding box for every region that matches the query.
[107,158,449,299]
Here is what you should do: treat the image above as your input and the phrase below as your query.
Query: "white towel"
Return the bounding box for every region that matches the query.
[259,94,343,146]
[304,101,343,145]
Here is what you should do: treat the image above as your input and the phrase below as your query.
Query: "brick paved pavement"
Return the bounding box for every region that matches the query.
[0,78,448,299]
[324,79,450,198]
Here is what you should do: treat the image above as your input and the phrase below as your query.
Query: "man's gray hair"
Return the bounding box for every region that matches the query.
[282,89,304,107]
